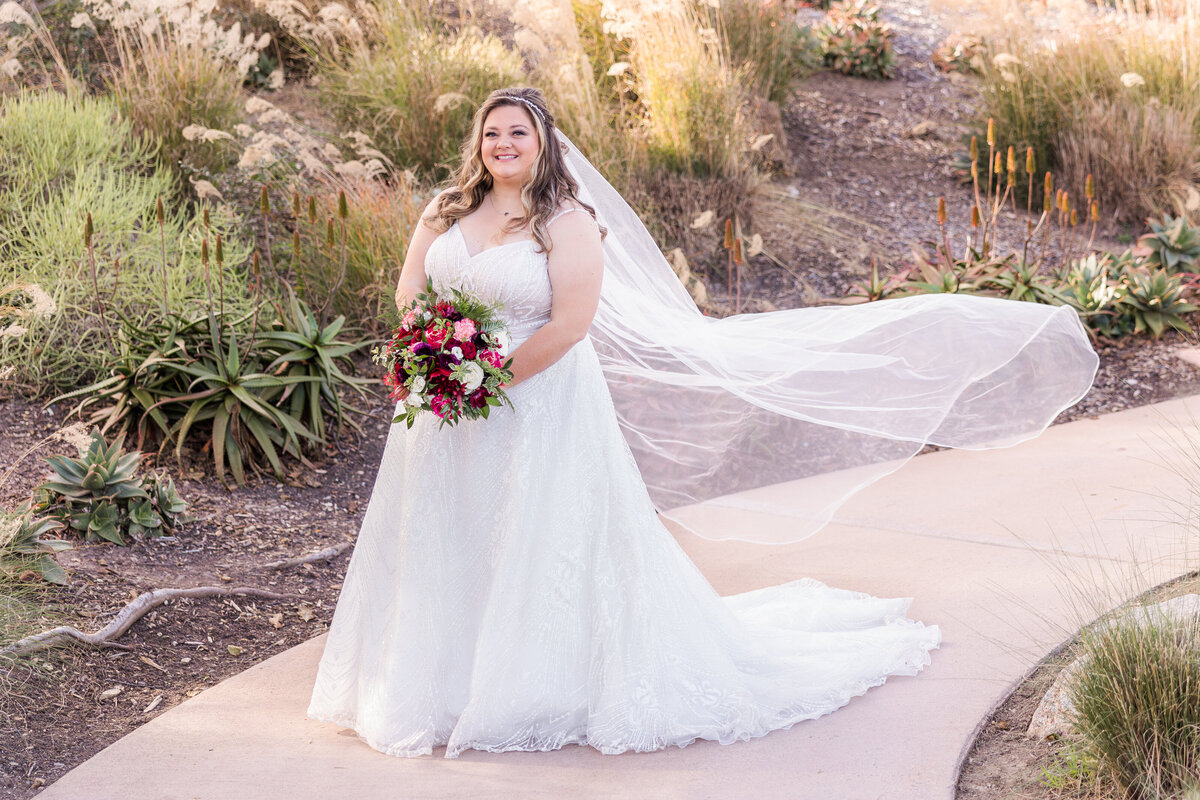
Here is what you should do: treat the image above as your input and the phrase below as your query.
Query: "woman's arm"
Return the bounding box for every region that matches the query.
[504,210,604,389]
[394,196,446,312]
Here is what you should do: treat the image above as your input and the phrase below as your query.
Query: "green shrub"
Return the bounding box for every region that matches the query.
[0,91,255,393]
[818,0,895,80]
[1071,612,1200,797]
[317,6,525,178]
[32,429,188,547]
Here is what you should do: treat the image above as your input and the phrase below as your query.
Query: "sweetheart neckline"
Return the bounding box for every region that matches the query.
[454,221,536,260]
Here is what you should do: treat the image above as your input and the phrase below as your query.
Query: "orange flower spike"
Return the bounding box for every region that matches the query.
[1044,171,1054,194]
[733,238,744,265]
[993,152,1003,175]
[292,189,301,218]
[215,234,224,266]
[260,185,270,216]
[986,118,995,147]
[969,135,979,164]
[970,204,981,228]
[937,196,947,226]
[1025,147,1035,175]
[1070,209,1078,227]
[84,212,93,248]
[201,237,209,266]
[1090,200,1100,222]
[1006,146,1016,174]
[723,218,734,249]
[1085,173,1094,201]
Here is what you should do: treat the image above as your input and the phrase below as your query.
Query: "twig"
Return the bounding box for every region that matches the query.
[0,586,296,658]
[256,541,353,570]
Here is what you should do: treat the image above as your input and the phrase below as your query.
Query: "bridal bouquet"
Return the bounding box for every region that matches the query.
[374,281,515,428]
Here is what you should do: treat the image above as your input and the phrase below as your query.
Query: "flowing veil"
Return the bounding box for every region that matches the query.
[556,131,1100,544]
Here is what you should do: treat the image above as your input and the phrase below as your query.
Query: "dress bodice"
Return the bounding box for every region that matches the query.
[424,222,552,345]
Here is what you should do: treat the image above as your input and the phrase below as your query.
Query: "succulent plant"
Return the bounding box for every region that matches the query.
[1061,254,1128,337]
[1137,214,1200,273]
[34,429,189,546]
[0,505,72,585]
[818,0,896,80]
[1121,267,1197,338]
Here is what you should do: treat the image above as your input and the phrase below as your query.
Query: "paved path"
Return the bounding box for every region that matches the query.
[36,396,1200,800]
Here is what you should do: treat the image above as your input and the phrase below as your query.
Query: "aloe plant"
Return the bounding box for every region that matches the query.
[1138,214,1200,274]
[33,429,188,546]
[1,505,72,585]
[257,287,374,448]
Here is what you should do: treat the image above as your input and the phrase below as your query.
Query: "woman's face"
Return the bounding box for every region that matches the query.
[480,104,540,185]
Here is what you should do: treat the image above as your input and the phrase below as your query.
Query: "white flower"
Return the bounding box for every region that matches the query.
[70,12,96,30]
[0,58,20,78]
[233,123,255,137]
[450,346,463,359]
[459,361,484,393]
[267,68,284,89]
[494,330,511,356]
[190,178,223,201]
[405,392,423,407]
[410,375,426,394]
[1120,72,1145,88]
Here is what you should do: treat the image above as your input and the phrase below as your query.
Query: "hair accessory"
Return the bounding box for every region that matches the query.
[511,95,548,126]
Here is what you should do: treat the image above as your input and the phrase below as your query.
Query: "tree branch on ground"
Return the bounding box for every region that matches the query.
[256,541,352,570]
[0,586,296,659]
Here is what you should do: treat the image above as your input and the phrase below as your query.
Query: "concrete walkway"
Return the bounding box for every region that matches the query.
[36,396,1200,800]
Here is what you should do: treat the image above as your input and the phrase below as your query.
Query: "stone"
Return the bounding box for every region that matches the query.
[1027,594,1200,740]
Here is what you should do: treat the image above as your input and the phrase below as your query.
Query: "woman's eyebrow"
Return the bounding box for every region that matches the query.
[483,124,529,132]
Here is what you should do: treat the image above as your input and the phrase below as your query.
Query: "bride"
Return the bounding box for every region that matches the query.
[305,87,1098,758]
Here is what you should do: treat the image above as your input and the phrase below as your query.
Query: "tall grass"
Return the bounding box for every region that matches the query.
[700,0,821,105]
[108,30,245,176]
[317,4,525,178]
[300,172,424,331]
[0,91,254,392]
[978,4,1200,222]
[1072,611,1200,797]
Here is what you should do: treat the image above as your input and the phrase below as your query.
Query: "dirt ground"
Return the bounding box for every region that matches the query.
[3,1,1200,798]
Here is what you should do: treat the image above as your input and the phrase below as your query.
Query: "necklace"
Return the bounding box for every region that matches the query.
[488,191,521,218]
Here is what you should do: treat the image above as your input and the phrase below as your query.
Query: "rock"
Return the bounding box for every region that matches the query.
[1027,594,1200,740]
[1027,657,1086,740]
[905,120,937,138]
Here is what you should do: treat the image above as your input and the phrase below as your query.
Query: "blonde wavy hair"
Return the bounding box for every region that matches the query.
[427,87,604,253]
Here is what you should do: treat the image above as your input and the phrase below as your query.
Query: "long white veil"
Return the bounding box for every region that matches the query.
[557,131,1100,544]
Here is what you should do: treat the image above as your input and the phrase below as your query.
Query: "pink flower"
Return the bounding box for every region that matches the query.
[401,310,417,327]
[481,350,502,368]
[429,395,449,418]
[426,325,447,347]
[453,319,477,340]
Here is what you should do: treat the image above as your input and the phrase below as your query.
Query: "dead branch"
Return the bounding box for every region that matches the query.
[0,586,296,659]
[256,541,352,570]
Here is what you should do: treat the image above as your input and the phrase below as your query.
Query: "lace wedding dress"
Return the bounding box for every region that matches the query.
[305,211,941,758]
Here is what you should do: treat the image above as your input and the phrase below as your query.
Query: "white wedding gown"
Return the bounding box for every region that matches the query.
[305,213,941,758]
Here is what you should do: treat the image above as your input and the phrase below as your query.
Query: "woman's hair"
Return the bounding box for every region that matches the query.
[426,87,604,253]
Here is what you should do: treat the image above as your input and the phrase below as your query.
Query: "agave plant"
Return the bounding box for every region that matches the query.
[1137,214,1200,273]
[33,429,188,546]
[979,259,1067,305]
[818,0,896,80]
[1120,267,1197,338]
[0,505,72,585]
[1061,254,1128,337]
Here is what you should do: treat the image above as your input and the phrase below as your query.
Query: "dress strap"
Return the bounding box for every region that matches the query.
[547,206,591,226]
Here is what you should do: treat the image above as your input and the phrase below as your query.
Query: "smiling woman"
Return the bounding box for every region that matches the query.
[301,85,1089,761]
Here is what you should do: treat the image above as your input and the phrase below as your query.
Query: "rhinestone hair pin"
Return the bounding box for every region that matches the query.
[511,95,548,126]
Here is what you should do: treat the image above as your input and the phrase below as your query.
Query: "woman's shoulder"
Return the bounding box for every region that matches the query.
[546,200,594,227]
